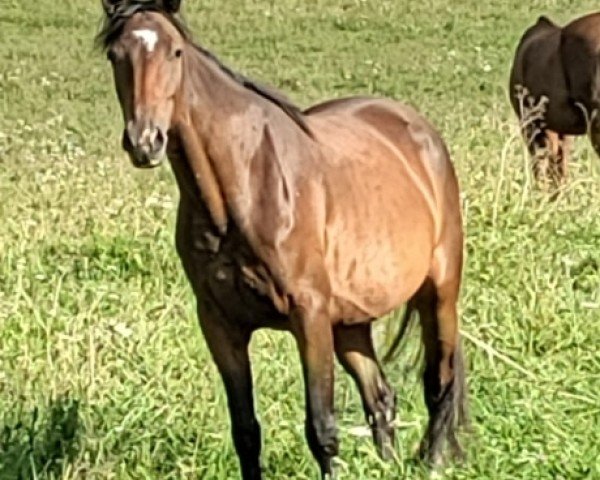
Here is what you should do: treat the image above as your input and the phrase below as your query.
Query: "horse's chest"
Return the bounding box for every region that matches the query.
[176,211,288,328]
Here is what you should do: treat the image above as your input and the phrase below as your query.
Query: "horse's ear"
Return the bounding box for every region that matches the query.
[102,0,122,17]
[537,15,555,27]
[162,0,181,13]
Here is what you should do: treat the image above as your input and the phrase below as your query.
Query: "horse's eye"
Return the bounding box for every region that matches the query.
[174,48,183,58]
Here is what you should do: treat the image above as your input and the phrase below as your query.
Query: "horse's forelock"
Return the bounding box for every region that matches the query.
[102,0,178,18]
[96,1,188,50]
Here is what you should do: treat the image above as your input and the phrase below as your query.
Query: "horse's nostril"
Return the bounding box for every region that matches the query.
[154,128,166,151]
[122,129,133,151]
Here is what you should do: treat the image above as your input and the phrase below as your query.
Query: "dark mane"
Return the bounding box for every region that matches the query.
[192,45,313,136]
[96,1,312,136]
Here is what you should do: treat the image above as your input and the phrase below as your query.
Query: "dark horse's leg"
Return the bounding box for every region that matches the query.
[547,130,570,185]
[524,121,552,182]
[557,134,572,182]
[526,125,570,186]
[415,278,467,466]
[291,297,338,479]
[197,302,262,480]
[333,323,396,460]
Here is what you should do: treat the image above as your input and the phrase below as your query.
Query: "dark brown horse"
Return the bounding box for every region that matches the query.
[510,12,600,184]
[98,1,467,477]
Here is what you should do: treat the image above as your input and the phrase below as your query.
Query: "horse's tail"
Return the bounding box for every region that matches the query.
[453,337,470,430]
[382,300,417,363]
[591,58,600,113]
[585,59,600,158]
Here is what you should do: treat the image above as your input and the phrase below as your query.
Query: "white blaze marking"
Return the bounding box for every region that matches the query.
[133,29,159,52]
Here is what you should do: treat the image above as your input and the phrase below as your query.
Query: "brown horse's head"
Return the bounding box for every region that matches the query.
[99,0,186,168]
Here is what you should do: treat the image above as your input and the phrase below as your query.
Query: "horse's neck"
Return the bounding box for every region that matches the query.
[171,45,304,233]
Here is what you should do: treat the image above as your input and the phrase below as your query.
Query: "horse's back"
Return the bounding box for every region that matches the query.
[306,97,458,219]
[563,12,600,46]
[306,97,455,180]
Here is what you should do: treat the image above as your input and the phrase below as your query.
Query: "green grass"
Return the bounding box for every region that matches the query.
[1,0,599,478]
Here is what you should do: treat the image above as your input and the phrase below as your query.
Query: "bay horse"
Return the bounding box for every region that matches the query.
[509,12,600,184]
[98,1,467,477]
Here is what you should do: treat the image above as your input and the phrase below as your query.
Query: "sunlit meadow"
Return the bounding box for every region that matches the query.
[0,1,598,478]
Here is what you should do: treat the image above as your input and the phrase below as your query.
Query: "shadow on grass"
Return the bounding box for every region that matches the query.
[0,396,80,480]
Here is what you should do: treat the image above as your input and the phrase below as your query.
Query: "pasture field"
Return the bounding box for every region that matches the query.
[1,0,599,478]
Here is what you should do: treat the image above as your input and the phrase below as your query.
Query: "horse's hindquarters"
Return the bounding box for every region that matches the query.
[510,20,588,135]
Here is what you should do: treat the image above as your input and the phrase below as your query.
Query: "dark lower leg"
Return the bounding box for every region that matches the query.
[198,306,262,480]
[292,305,338,478]
[224,375,262,479]
[420,361,457,464]
[555,134,569,181]
[417,287,463,465]
[304,395,338,478]
[523,122,547,182]
[548,131,568,185]
[333,324,396,460]
[532,133,551,182]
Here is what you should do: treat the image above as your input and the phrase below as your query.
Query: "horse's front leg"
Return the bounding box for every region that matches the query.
[197,302,262,480]
[291,296,339,479]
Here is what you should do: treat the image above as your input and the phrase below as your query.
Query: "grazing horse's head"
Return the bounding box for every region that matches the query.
[99,0,186,168]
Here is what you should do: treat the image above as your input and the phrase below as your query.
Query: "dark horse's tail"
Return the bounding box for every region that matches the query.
[382,301,417,363]
[592,59,600,117]
[383,301,469,441]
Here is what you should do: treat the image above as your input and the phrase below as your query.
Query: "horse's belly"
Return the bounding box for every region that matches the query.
[326,222,434,322]
[321,165,437,322]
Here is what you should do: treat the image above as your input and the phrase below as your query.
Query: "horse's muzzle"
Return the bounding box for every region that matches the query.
[122,124,167,169]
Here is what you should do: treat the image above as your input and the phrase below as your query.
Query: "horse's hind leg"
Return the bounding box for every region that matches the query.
[558,134,572,181]
[415,267,467,465]
[547,131,569,185]
[334,323,396,460]
[527,127,571,185]
[528,128,553,182]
